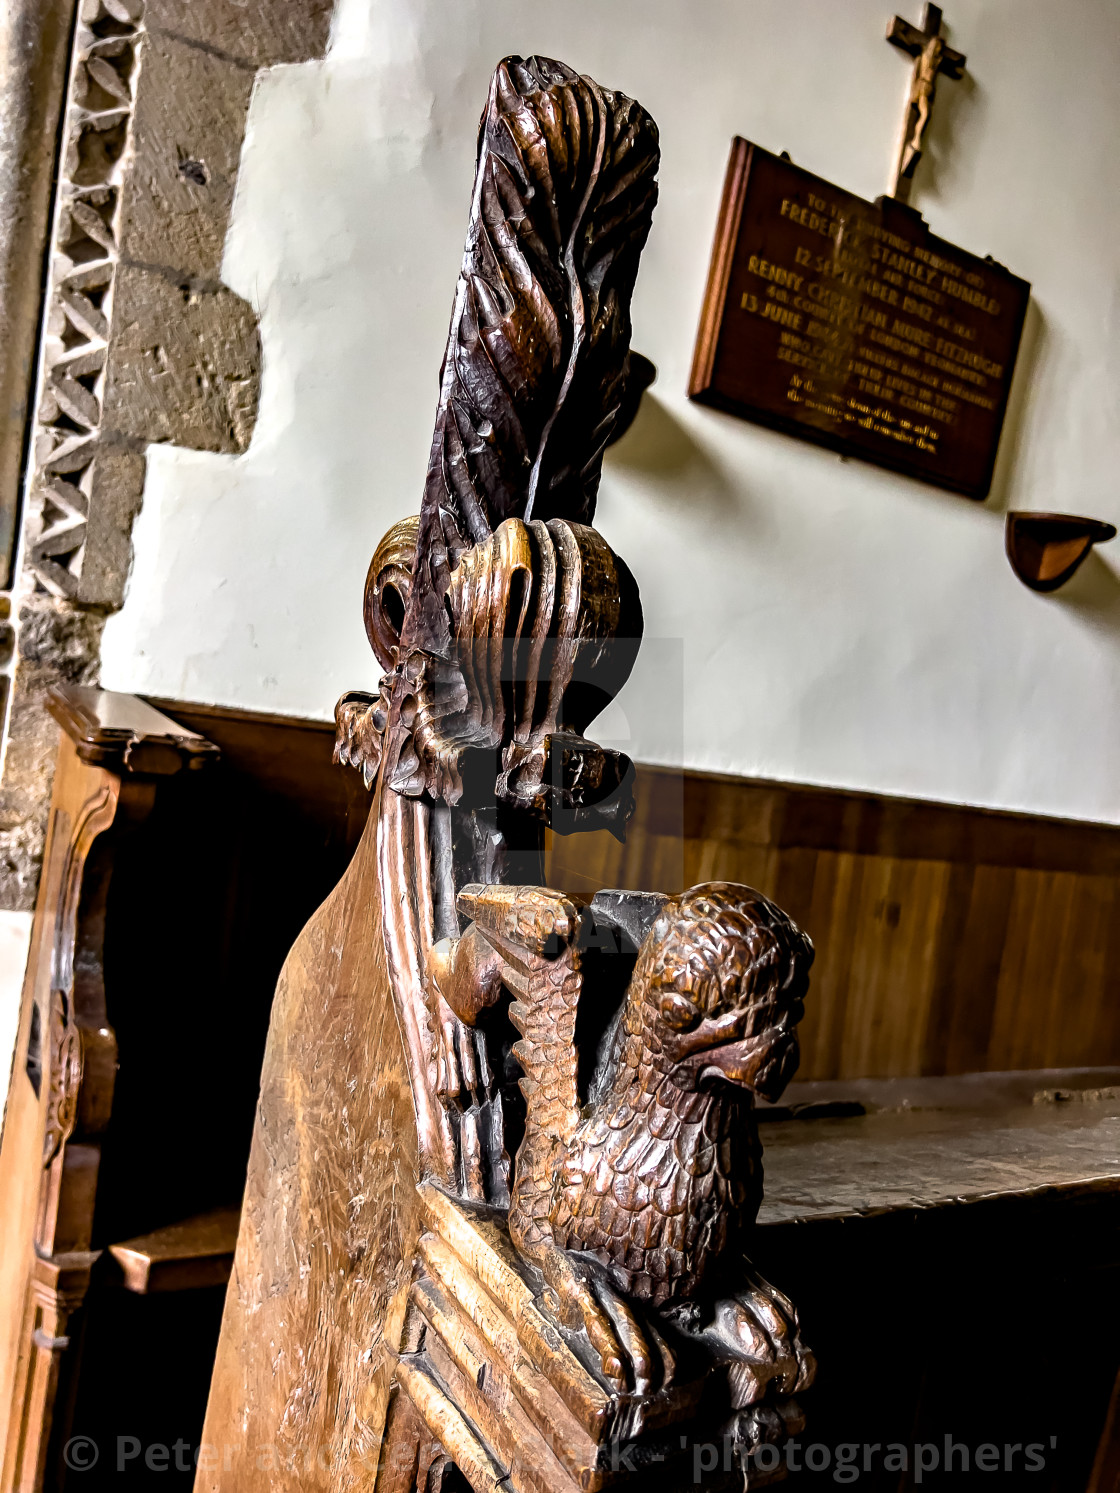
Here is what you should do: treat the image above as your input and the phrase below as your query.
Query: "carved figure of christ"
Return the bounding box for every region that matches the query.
[887,3,966,200]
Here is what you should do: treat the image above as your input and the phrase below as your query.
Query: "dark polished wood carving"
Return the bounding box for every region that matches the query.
[438,883,817,1405]
[326,55,817,1487]
[689,140,1030,499]
[203,56,816,1491]
[1005,511,1116,592]
[333,52,660,1216]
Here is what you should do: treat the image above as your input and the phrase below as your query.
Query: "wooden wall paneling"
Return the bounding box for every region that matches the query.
[545,828,625,898]
[797,851,862,1083]
[149,698,372,864]
[546,764,1120,1082]
[920,862,1014,1076]
[1026,871,1089,1072]
[768,850,827,1081]
[1050,873,1118,1070]
[990,871,1077,1072]
[693,834,775,893]
[1095,889,1120,1062]
[1087,879,1120,1059]
[838,855,952,1079]
[635,768,688,890]
[1036,872,1114,1071]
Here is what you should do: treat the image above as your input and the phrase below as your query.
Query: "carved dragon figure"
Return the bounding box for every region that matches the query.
[431,882,816,1405]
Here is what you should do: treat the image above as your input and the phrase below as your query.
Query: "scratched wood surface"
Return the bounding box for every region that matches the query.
[198,791,421,1492]
[757,1094,1120,1228]
[546,767,1120,1081]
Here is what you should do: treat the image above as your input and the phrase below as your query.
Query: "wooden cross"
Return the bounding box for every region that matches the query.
[886,4,966,200]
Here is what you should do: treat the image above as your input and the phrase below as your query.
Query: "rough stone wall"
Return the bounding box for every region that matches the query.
[0,0,336,910]
[0,1,78,788]
[0,600,104,908]
[0,0,75,592]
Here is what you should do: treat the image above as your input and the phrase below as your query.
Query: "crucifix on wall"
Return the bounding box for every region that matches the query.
[886,3,966,200]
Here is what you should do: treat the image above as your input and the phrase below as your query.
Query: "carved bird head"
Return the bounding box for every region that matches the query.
[635,883,813,1103]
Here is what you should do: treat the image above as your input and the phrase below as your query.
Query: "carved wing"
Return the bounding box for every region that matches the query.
[403,55,660,657]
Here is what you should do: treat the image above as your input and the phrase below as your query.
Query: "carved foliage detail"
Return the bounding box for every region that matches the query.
[340,515,641,820]
[41,990,83,1166]
[404,55,660,659]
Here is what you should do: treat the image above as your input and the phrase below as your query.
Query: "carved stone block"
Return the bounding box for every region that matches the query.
[117,28,256,279]
[142,0,336,70]
[0,0,336,920]
[104,263,260,453]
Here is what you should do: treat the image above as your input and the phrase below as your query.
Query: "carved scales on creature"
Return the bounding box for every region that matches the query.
[336,55,816,1489]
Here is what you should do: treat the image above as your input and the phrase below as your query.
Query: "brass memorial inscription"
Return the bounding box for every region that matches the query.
[689,140,1030,499]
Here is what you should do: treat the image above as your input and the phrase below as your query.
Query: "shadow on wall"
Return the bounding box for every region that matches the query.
[986,297,1046,516]
[1051,548,1120,639]
[605,392,737,517]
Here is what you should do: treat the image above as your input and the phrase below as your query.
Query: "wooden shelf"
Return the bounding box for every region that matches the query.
[756,1067,1120,1229]
[47,684,220,774]
[1005,511,1116,592]
[108,1206,240,1294]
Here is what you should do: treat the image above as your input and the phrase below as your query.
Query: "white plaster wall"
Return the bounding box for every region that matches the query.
[0,910,33,1126]
[101,0,1120,822]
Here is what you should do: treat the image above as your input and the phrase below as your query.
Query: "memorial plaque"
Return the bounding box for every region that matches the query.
[689,139,1030,499]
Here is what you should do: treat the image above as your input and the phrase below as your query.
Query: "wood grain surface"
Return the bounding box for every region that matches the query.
[546,766,1120,1080]
[0,737,113,1488]
[757,1090,1120,1227]
[0,720,163,1491]
[197,792,422,1491]
[686,140,1029,500]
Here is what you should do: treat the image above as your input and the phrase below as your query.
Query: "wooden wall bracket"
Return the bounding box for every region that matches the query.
[1005,511,1117,592]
